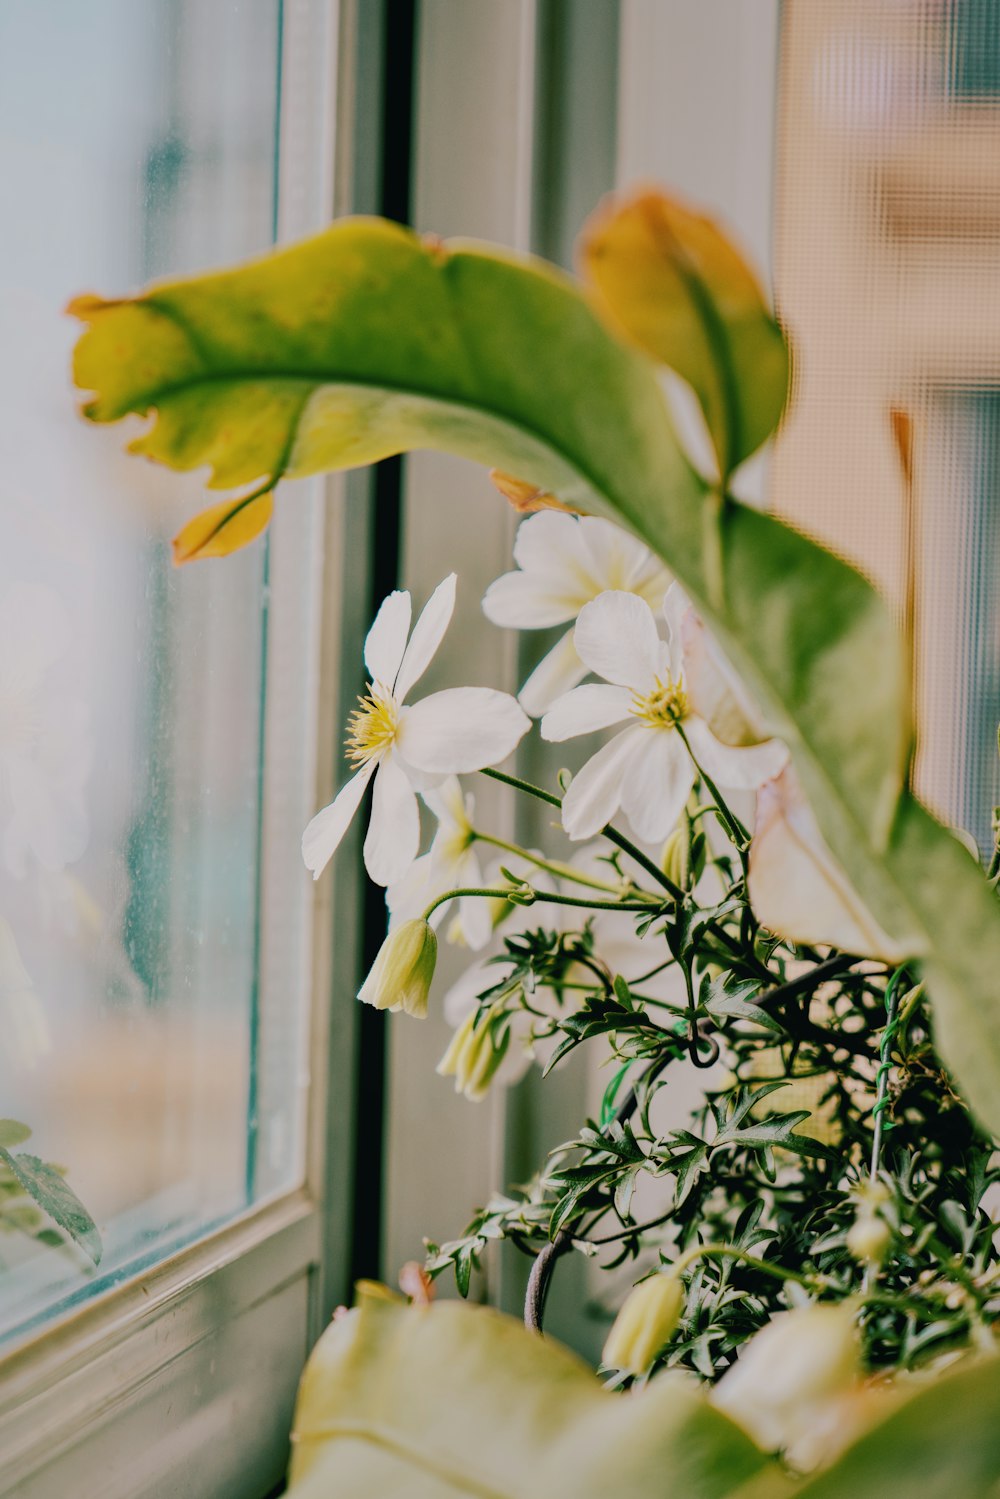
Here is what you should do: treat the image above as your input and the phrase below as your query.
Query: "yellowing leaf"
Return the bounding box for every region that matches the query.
[171,486,274,565]
[733,1354,1000,1499]
[287,1284,773,1498]
[66,213,1000,1137]
[580,189,789,478]
[489,468,574,514]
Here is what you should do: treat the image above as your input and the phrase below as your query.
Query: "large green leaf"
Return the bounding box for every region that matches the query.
[734,1355,1000,1499]
[69,209,1000,1135]
[286,1284,772,1498]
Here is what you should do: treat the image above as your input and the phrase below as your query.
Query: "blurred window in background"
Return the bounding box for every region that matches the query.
[773,0,1000,853]
[0,0,316,1345]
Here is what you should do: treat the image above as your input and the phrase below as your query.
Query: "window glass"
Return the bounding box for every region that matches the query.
[0,0,300,1344]
[773,0,1000,852]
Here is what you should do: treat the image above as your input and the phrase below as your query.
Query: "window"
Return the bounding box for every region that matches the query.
[0,2,354,1493]
[0,0,301,1345]
[772,0,1000,853]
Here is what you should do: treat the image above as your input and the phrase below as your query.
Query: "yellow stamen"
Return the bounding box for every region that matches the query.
[345,685,399,765]
[630,674,689,730]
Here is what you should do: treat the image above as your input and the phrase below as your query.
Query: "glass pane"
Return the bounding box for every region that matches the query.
[773,0,1000,852]
[0,0,296,1344]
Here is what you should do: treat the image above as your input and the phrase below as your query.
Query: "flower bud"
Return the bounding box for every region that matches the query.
[661,829,690,890]
[602,1272,684,1375]
[437,1007,510,1100]
[711,1303,859,1460]
[846,1214,891,1266]
[358,919,437,1018]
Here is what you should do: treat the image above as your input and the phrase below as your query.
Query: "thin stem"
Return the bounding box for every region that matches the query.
[676,724,750,852]
[588,1209,676,1247]
[473,830,637,896]
[481,765,561,809]
[525,1055,673,1333]
[668,1241,831,1293]
[421,885,662,923]
[480,766,685,901]
[757,954,859,1011]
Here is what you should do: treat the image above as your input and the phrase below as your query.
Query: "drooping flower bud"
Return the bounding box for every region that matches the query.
[846,1213,892,1267]
[602,1271,684,1375]
[661,828,690,889]
[436,1007,510,1100]
[711,1303,860,1463]
[358,919,437,1018]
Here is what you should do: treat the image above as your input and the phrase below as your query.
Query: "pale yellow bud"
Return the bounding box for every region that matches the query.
[661,829,689,889]
[437,1008,510,1100]
[711,1303,860,1461]
[846,1214,891,1266]
[602,1272,684,1375]
[358,920,437,1018]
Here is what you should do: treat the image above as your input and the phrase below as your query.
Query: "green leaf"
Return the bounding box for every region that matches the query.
[68,210,1000,1137]
[734,1354,1000,1499]
[0,1150,102,1265]
[706,977,785,1036]
[287,1285,774,1498]
[0,1120,31,1148]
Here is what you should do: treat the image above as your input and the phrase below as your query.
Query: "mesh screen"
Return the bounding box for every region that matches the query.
[773,0,1000,850]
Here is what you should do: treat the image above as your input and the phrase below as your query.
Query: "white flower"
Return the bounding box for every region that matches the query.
[0,582,92,879]
[386,778,492,950]
[748,764,908,962]
[302,576,530,887]
[541,587,786,844]
[482,512,672,715]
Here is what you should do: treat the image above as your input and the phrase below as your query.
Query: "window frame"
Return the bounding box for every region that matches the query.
[0,3,380,1493]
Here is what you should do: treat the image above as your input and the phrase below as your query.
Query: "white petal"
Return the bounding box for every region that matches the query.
[363,756,421,886]
[540,684,633,742]
[680,606,773,747]
[620,731,695,844]
[364,590,411,690]
[578,517,656,592]
[397,688,530,774]
[394,573,456,701]
[662,582,689,679]
[458,892,493,951]
[442,961,490,1028]
[483,570,580,629]
[519,631,588,717]
[302,761,375,879]
[512,510,588,578]
[422,774,468,831]
[387,852,440,928]
[574,591,660,690]
[629,551,674,608]
[748,766,907,961]
[560,725,646,840]
[684,716,788,790]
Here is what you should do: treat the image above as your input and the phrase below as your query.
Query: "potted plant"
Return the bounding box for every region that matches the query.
[67,186,1000,1496]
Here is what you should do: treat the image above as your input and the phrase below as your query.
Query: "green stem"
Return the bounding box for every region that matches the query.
[676,724,750,853]
[472,830,638,896]
[669,1241,831,1292]
[420,885,664,923]
[480,767,684,900]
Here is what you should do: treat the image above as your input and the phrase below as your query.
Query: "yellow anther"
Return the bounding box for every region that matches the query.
[630,674,688,730]
[345,686,399,765]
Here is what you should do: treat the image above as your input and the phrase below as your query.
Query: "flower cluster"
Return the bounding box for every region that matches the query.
[303,509,1000,1473]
